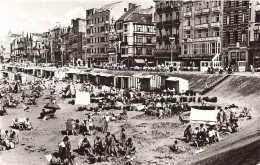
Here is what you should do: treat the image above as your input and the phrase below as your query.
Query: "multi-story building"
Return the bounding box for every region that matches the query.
[50,23,68,65]
[248,0,260,69]
[115,5,156,67]
[223,0,250,71]
[154,0,181,65]
[179,0,223,71]
[86,1,132,65]
[71,18,86,66]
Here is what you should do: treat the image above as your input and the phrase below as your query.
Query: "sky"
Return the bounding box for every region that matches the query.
[0,0,154,41]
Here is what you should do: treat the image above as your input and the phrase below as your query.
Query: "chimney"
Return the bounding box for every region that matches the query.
[56,22,61,28]
[129,3,136,9]
[150,6,153,8]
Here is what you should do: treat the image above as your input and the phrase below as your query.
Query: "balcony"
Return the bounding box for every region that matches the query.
[105,30,109,34]
[121,42,128,46]
[164,20,173,27]
[156,7,163,14]
[183,26,192,31]
[202,8,210,14]
[173,19,180,26]
[195,10,202,15]
[164,6,174,13]
[90,33,94,37]
[184,11,192,17]
[211,22,221,28]
[90,43,94,47]
[90,23,94,27]
[194,23,209,29]
[156,36,162,43]
[156,22,163,29]
[163,35,170,42]
[212,6,221,13]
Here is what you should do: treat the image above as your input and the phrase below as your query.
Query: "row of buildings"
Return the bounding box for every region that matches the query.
[1,0,260,71]
[154,0,260,71]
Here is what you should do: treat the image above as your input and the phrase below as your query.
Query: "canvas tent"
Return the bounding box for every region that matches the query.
[75,91,91,105]
[165,77,189,93]
[189,108,219,125]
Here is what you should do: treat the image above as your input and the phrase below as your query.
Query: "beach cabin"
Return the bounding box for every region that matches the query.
[165,77,189,93]
[88,72,100,85]
[99,73,114,86]
[115,75,132,89]
[132,74,161,91]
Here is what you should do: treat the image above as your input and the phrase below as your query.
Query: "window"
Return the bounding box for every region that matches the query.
[146,36,152,44]
[254,29,260,41]
[101,17,103,22]
[198,17,201,24]
[184,45,187,54]
[256,11,260,22]
[212,43,216,54]
[137,26,142,32]
[136,48,142,55]
[206,2,209,8]
[147,27,150,32]
[97,27,99,33]
[198,31,201,38]
[216,14,220,22]
[202,43,206,54]
[234,15,239,24]
[101,37,105,42]
[243,1,248,6]
[228,1,232,8]
[215,30,220,36]
[101,26,105,32]
[235,1,239,7]
[188,18,191,26]
[206,16,209,23]
[100,48,105,53]
[159,15,162,22]
[241,30,246,42]
[87,39,90,43]
[87,29,91,34]
[193,44,197,54]
[146,48,152,55]
[124,8,127,12]
[106,15,109,21]
[234,30,238,43]
[137,37,142,43]
[95,18,96,24]
[124,36,127,42]
[122,48,128,54]
[98,18,100,23]
[240,52,246,61]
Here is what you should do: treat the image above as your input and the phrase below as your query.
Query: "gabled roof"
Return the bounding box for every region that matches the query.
[125,13,153,25]
[98,1,122,12]
[10,34,21,38]
[117,5,141,21]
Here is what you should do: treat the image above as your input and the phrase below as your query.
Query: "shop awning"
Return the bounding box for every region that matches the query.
[135,59,145,64]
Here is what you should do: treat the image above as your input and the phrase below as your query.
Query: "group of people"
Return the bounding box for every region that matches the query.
[13,118,33,130]
[50,127,136,165]
[0,129,19,151]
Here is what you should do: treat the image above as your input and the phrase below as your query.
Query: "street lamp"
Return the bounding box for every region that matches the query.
[169,37,175,65]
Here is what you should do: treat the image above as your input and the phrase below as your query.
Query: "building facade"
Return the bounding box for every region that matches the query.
[71,18,86,66]
[248,0,260,69]
[115,5,156,67]
[223,0,250,71]
[154,0,181,65]
[179,0,223,71]
[86,1,132,65]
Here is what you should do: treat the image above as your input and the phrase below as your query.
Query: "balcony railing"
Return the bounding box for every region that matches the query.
[212,6,221,12]
[164,20,173,27]
[211,22,221,28]
[183,26,192,31]
[184,11,192,17]
[194,23,209,29]
[156,7,163,14]
[163,35,170,41]
[164,6,174,13]
[195,10,202,15]
[90,23,94,27]
[156,36,162,42]
[173,19,180,25]
[121,42,128,45]
[202,8,210,14]
[156,22,163,28]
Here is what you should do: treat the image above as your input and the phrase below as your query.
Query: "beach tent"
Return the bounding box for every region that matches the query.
[165,77,189,93]
[75,91,91,105]
[189,108,219,125]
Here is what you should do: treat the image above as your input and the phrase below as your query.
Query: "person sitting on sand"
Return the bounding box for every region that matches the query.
[79,137,94,156]
[23,118,33,130]
[207,127,216,144]
[8,130,19,144]
[50,152,62,165]
[170,140,179,152]
[94,136,104,156]
[125,138,135,159]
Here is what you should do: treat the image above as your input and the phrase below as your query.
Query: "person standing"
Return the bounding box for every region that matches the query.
[88,115,94,135]
[217,108,227,131]
[103,113,110,133]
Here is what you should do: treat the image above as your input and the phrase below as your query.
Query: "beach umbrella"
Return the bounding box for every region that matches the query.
[44,103,61,110]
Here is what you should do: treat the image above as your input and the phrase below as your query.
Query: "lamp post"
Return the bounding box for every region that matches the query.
[169,37,175,65]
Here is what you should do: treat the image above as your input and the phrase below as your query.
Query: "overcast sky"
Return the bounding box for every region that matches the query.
[0,0,154,41]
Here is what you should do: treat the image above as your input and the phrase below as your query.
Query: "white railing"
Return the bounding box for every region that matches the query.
[211,22,221,28]
[195,23,208,29]
[184,11,191,17]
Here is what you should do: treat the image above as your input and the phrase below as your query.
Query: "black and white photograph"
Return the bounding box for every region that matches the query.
[0,0,260,164]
